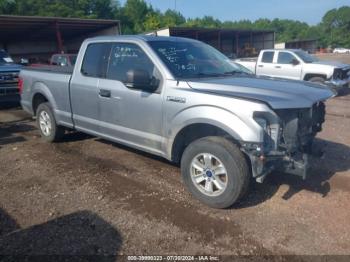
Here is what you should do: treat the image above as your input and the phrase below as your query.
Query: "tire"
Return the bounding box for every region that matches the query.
[308,76,325,85]
[36,102,64,142]
[181,136,250,209]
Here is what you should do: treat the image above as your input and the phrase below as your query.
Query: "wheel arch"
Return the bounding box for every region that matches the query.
[170,122,241,164]
[31,82,57,115]
[303,73,327,81]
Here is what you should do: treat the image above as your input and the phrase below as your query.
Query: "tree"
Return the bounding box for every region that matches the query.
[0,1,349,48]
[162,9,185,27]
[122,0,149,33]
[321,6,350,47]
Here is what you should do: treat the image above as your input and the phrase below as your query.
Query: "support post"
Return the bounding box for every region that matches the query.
[55,21,64,53]
[235,32,239,57]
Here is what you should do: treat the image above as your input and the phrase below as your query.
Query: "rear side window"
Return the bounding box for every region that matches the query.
[261,51,274,63]
[277,52,295,64]
[81,43,112,78]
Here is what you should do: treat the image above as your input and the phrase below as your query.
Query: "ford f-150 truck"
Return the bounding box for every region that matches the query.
[235,49,350,92]
[0,49,22,102]
[20,36,334,208]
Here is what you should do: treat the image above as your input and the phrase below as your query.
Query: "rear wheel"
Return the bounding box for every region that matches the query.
[181,136,250,209]
[36,102,64,142]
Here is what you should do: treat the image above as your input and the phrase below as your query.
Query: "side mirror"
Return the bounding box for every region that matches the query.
[125,69,159,92]
[291,59,300,66]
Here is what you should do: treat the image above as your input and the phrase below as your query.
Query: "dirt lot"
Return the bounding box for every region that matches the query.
[1,93,350,259]
[316,53,350,64]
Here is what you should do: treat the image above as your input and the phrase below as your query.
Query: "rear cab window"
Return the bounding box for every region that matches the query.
[81,43,112,78]
[261,51,274,63]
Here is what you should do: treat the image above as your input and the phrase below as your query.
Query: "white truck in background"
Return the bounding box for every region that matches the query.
[235,49,350,92]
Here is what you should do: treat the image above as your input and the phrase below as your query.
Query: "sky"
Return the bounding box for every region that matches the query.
[119,0,350,25]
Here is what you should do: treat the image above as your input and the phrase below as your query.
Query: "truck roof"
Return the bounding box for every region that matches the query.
[85,35,199,43]
[262,49,303,52]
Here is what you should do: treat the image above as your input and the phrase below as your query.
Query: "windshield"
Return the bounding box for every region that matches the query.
[294,50,318,63]
[148,40,247,78]
[0,50,14,64]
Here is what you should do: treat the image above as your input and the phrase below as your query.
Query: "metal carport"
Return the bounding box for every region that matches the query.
[0,15,120,63]
[146,27,275,58]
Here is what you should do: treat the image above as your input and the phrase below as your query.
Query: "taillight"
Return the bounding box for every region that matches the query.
[18,77,23,94]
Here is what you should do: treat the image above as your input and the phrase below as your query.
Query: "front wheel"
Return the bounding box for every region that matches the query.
[36,102,65,142]
[181,137,250,209]
[308,76,326,85]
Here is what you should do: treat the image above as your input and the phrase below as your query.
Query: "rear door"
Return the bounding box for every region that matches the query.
[256,51,277,77]
[70,42,112,133]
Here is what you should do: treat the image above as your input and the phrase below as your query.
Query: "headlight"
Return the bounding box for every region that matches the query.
[254,117,268,130]
[253,112,269,131]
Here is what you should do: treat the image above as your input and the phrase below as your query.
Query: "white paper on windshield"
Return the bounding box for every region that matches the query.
[3,57,13,63]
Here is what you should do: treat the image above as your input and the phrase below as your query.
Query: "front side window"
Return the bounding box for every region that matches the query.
[261,51,274,63]
[81,43,112,78]
[277,52,296,64]
[148,40,246,79]
[106,43,155,82]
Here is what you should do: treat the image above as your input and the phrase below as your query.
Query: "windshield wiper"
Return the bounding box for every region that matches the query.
[223,70,244,75]
[193,72,226,78]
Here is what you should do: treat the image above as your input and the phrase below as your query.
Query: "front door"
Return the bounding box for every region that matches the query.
[273,51,302,80]
[97,42,164,155]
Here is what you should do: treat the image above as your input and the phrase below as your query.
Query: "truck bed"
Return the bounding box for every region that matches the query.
[20,66,73,127]
[25,65,74,75]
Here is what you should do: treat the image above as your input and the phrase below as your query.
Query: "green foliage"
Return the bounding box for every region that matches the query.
[0,0,349,48]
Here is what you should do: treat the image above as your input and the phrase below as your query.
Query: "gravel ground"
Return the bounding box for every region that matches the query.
[0,91,350,260]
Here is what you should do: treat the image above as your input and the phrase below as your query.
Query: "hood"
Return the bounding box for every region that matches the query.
[187,75,334,109]
[311,60,350,69]
[0,63,22,72]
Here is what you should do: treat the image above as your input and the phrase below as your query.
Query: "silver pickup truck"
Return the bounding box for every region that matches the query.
[20,36,334,208]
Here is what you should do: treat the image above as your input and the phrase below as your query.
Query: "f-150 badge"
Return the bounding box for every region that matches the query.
[166,96,186,103]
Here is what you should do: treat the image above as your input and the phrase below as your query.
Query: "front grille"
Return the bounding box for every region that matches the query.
[0,71,19,85]
[334,67,350,80]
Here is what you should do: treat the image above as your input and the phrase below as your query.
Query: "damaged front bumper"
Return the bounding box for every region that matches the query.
[242,101,326,183]
[242,143,312,183]
[325,76,350,89]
